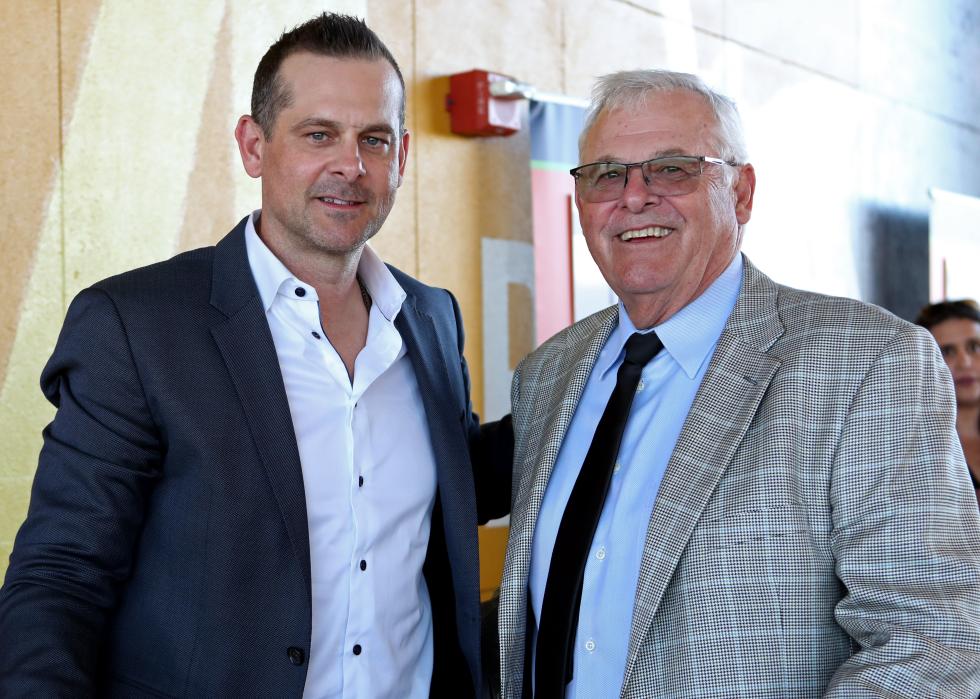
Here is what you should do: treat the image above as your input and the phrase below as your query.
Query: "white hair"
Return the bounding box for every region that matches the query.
[579,69,749,164]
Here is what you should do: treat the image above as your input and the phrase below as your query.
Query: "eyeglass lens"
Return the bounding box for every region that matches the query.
[575,156,706,202]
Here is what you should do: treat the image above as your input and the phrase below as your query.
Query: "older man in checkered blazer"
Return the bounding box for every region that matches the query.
[497,70,980,699]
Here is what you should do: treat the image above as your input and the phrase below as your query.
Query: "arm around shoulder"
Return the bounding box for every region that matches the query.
[443,288,513,523]
[473,415,514,523]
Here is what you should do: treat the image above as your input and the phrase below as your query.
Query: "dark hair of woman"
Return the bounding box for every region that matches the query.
[916,298,980,507]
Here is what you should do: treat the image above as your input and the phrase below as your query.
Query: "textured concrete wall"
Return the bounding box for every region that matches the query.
[3,1,979,589]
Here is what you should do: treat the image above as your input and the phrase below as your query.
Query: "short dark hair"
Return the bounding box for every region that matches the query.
[915,299,980,329]
[251,13,405,137]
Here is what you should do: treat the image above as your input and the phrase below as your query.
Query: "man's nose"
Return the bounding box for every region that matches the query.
[621,164,660,212]
[329,140,366,180]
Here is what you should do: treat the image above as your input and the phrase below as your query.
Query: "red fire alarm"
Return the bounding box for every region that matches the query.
[445,69,524,137]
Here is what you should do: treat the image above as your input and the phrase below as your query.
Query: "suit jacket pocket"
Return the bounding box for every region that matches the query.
[688,503,810,549]
[647,504,815,692]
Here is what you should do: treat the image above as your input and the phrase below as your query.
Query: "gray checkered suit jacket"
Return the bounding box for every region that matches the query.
[498,257,980,698]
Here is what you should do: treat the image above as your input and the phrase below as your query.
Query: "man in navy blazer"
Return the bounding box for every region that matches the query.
[0,13,509,697]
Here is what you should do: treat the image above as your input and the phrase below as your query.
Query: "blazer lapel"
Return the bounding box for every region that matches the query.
[513,309,618,541]
[208,221,311,593]
[500,307,617,696]
[396,293,477,521]
[621,258,785,688]
[396,287,492,692]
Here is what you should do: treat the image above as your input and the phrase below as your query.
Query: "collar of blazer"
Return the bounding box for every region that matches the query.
[210,217,256,318]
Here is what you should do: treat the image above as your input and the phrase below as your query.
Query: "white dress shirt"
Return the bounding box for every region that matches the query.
[245,212,437,699]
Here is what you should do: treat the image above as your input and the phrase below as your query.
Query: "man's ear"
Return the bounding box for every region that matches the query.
[396,129,410,186]
[235,115,265,179]
[733,163,756,225]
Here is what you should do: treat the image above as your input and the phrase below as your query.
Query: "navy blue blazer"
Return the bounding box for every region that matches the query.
[0,218,508,697]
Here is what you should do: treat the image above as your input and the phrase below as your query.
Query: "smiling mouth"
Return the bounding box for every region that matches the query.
[317,196,362,208]
[620,226,673,241]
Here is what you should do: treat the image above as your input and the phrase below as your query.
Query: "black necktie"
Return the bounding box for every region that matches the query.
[534,331,663,698]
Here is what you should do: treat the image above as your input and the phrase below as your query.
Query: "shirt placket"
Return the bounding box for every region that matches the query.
[344,385,372,690]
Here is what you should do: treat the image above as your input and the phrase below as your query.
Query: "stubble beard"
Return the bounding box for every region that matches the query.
[292,184,398,258]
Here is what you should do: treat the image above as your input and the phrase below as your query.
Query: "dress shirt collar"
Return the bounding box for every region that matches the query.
[244,209,407,321]
[599,253,744,380]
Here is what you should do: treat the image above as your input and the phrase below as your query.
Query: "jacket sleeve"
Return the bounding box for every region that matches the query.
[0,287,163,696]
[826,324,980,697]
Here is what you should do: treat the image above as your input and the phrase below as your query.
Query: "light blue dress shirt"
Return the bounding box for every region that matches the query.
[529,254,743,698]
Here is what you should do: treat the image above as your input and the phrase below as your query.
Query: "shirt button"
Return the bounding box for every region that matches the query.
[637,379,645,392]
[613,461,621,474]
[596,546,606,560]
[294,287,306,297]
[585,639,596,653]
[287,646,305,665]
[359,560,367,571]
[311,331,321,339]
[353,644,362,656]
[358,476,364,488]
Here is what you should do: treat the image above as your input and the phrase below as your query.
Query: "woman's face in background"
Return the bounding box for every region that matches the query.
[930,317,980,406]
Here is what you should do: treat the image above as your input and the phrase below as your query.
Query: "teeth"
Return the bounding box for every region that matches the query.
[319,197,356,206]
[621,226,672,241]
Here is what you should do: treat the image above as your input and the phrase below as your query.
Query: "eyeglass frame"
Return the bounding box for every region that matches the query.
[568,154,740,201]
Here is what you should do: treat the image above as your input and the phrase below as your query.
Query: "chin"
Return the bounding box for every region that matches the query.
[955,384,980,401]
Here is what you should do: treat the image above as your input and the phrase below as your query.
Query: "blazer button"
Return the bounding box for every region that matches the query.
[287,647,305,666]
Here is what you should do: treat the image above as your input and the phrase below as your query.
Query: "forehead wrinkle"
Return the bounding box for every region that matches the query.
[585,98,722,157]
[291,116,398,136]
[587,147,692,164]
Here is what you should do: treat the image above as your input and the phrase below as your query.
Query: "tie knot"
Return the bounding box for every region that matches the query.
[623,331,663,367]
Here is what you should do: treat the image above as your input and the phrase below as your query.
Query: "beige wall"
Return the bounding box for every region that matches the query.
[3,1,979,587]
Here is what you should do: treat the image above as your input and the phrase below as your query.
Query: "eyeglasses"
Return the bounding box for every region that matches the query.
[569,155,738,203]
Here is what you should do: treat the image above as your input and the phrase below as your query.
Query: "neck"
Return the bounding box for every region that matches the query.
[254,214,371,382]
[622,251,738,329]
[623,272,717,330]
[624,296,685,330]
[255,215,364,299]
[958,402,980,437]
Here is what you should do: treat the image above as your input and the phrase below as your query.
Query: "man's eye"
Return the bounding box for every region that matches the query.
[648,159,699,179]
[591,167,623,184]
[650,164,688,178]
[363,136,389,148]
[308,132,327,142]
